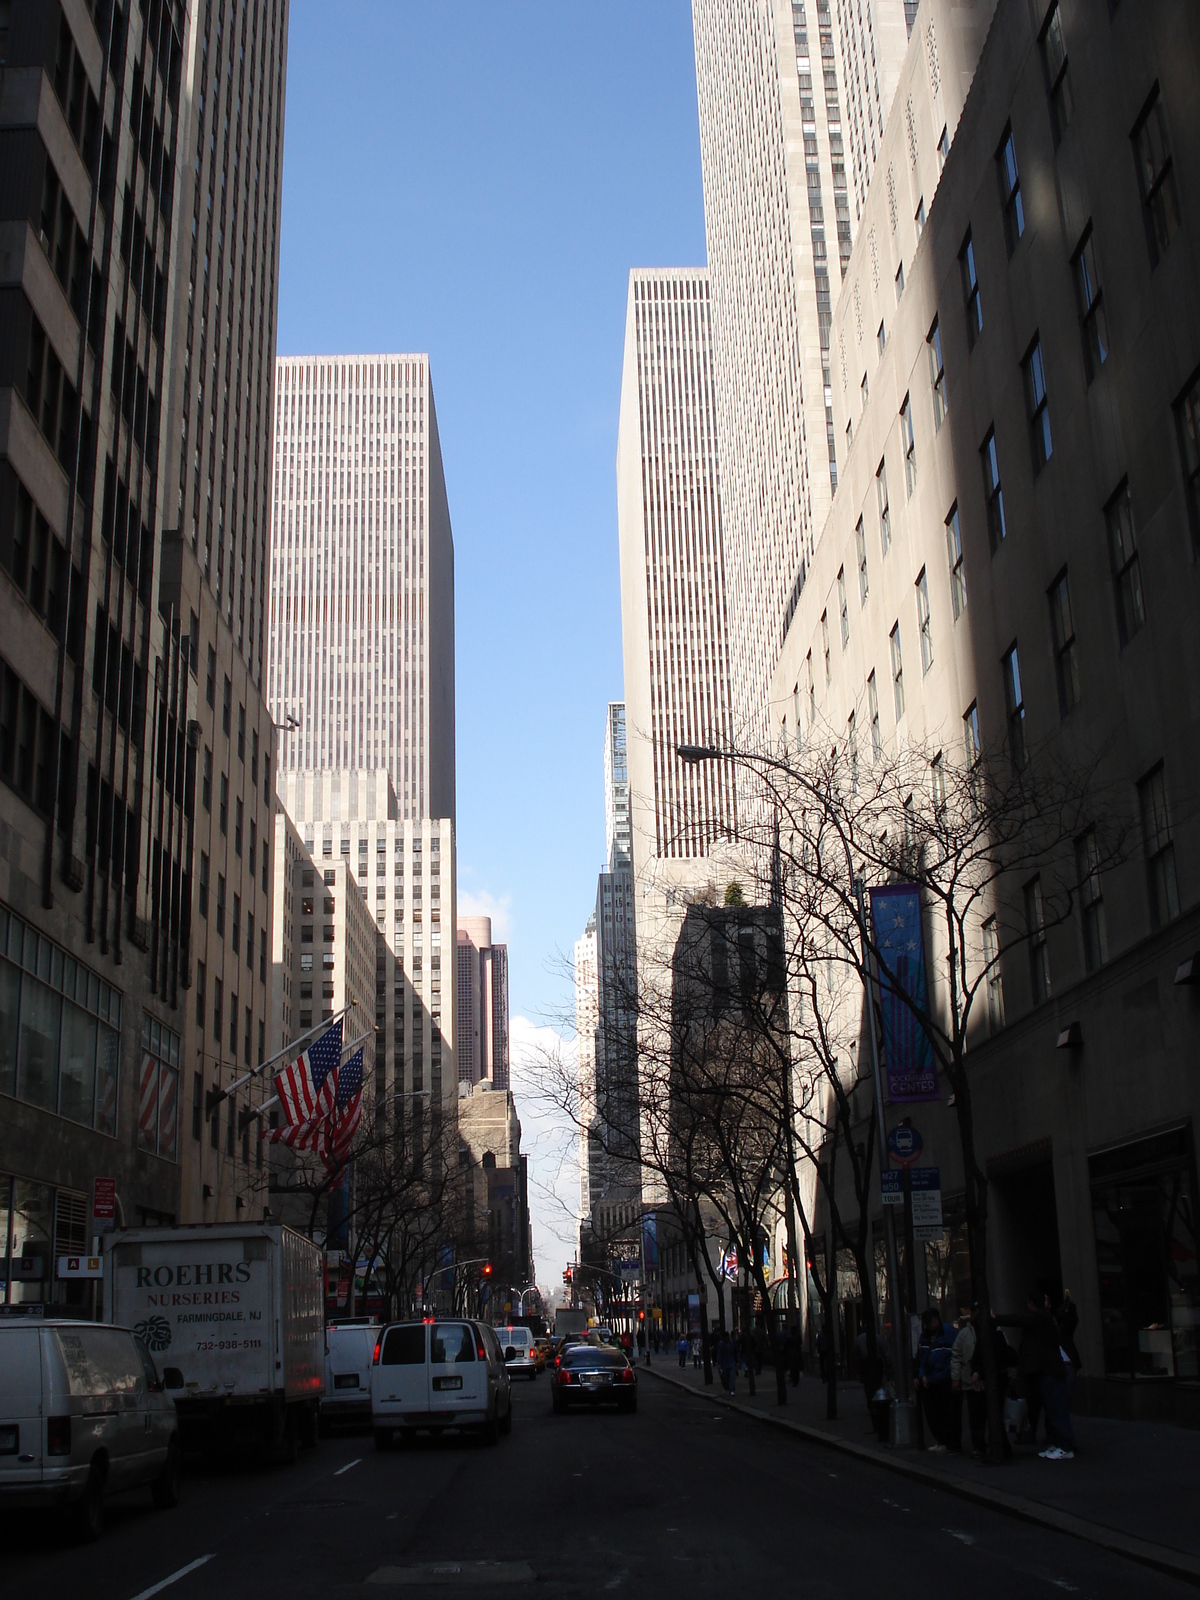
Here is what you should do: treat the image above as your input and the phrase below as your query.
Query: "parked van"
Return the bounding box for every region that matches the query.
[0,1320,181,1540]
[370,1320,512,1445]
[322,1322,378,1429]
[496,1324,538,1379]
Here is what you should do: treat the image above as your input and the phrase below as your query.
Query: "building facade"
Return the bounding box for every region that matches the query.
[455,914,509,1091]
[772,0,1200,1418]
[266,354,455,823]
[0,0,288,1303]
[691,0,917,740]
[603,701,631,870]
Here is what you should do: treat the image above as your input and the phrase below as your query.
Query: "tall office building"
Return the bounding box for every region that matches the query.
[603,702,630,870]
[573,912,599,1230]
[266,355,455,823]
[616,270,737,872]
[455,914,509,1091]
[691,0,912,737]
[0,0,289,1298]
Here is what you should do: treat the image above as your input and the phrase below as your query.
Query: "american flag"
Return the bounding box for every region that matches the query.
[261,1116,325,1151]
[325,1048,364,1165]
[274,1018,343,1126]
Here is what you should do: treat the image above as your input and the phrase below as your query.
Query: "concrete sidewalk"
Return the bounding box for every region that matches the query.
[643,1356,1200,1585]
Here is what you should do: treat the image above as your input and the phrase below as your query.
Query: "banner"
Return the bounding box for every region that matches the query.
[869,884,939,1102]
[642,1212,658,1272]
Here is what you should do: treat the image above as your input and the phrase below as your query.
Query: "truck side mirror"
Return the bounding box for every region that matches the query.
[162,1367,184,1390]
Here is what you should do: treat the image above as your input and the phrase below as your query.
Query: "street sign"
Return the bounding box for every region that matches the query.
[57,1256,103,1280]
[909,1166,943,1232]
[886,1124,923,1166]
[93,1176,116,1234]
[881,1171,904,1206]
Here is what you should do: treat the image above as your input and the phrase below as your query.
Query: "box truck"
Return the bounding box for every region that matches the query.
[106,1222,323,1460]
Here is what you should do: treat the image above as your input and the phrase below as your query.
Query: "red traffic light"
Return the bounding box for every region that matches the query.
[482,1263,493,1277]
[637,1309,645,1322]
[563,1267,573,1283]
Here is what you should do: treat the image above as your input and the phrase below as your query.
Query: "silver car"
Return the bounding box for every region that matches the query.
[0,1319,182,1539]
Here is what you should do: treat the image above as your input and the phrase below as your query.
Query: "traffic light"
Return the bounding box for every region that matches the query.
[563,1267,573,1284]
[637,1308,645,1322]
[481,1262,493,1278]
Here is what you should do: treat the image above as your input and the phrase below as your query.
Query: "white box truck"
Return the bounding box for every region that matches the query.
[105,1222,323,1460]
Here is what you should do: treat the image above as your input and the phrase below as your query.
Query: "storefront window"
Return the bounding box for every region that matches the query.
[1090,1127,1199,1380]
[9,1177,53,1305]
[59,1001,98,1126]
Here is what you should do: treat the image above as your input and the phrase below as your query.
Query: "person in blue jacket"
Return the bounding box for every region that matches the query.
[915,1307,958,1451]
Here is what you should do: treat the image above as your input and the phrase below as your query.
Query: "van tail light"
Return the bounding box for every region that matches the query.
[372,1337,382,1366]
[47,1416,71,1455]
[475,1336,486,1361]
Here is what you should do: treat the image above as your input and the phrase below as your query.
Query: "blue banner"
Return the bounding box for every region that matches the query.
[869,884,939,1103]
[326,1166,351,1251]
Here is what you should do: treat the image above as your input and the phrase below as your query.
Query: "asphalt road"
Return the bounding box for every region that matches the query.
[1,1371,1186,1599]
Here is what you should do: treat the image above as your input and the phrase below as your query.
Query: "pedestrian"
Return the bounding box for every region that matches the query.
[951,1305,983,1456]
[1056,1289,1082,1374]
[691,1334,701,1369]
[676,1333,689,1368]
[915,1307,956,1452]
[716,1330,736,1396]
[997,1289,1073,1457]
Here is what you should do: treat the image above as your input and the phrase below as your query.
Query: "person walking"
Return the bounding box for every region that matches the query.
[951,1305,983,1456]
[676,1333,689,1368]
[716,1331,736,1396]
[915,1307,957,1451]
[691,1334,702,1369]
[998,1289,1071,1456]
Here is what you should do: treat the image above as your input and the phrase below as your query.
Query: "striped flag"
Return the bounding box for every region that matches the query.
[325,1048,364,1165]
[274,1018,343,1125]
[261,1116,326,1151]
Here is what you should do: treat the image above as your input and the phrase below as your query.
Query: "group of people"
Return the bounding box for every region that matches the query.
[915,1287,1081,1461]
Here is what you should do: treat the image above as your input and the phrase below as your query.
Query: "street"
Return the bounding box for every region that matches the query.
[0,1373,1185,1599]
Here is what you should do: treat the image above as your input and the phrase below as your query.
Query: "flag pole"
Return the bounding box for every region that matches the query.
[242,1030,374,1135]
[207,1003,356,1118]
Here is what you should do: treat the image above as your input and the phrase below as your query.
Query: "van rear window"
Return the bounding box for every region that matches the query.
[431,1324,475,1364]
[381,1326,426,1366]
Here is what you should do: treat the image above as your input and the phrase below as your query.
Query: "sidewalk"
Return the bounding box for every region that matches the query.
[643,1356,1200,1585]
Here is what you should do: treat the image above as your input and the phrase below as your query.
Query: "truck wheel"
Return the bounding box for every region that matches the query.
[373,1428,393,1452]
[72,1459,106,1541]
[499,1399,513,1436]
[151,1437,181,1508]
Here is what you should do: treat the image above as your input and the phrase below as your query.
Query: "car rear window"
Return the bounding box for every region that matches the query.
[431,1323,475,1364]
[381,1325,426,1366]
[563,1346,626,1369]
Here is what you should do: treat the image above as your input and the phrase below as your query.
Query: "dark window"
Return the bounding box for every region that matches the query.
[1072,226,1109,382]
[1138,764,1179,930]
[1132,85,1180,265]
[900,395,915,497]
[1002,642,1026,770]
[1048,569,1080,716]
[382,1325,427,1365]
[876,458,890,553]
[196,960,205,1028]
[222,674,231,736]
[1023,336,1053,472]
[198,851,208,917]
[206,645,215,707]
[234,796,243,856]
[856,518,868,602]
[997,125,1025,254]
[1025,877,1050,1004]
[213,977,223,1046]
[1174,369,1200,557]
[916,569,933,674]
[960,232,982,348]
[237,703,245,762]
[890,623,905,721]
[981,429,1006,550]
[219,772,228,834]
[202,746,211,810]
[1040,3,1073,146]
[928,318,947,430]
[946,503,966,620]
[1105,481,1145,644]
[1076,830,1106,972]
[192,1072,203,1141]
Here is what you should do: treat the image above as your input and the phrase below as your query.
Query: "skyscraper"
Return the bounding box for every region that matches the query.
[603,703,630,871]
[267,355,455,822]
[616,269,737,872]
[456,914,509,1091]
[691,0,913,736]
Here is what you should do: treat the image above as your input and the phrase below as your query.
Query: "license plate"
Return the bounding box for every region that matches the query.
[333,1374,359,1389]
[433,1375,463,1391]
[582,1375,609,1388]
[0,1426,16,1455]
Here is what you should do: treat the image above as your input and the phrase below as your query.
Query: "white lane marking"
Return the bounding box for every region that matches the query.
[334,1457,362,1476]
[945,1529,976,1546]
[128,1554,215,1600]
[1050,1583,1079,1593]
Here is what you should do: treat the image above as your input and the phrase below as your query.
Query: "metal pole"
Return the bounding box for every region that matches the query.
[854,875,914,1445]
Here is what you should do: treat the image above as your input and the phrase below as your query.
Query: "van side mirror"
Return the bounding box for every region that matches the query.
[162,1367,184,1391]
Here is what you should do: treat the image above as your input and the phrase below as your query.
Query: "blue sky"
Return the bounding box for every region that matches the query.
[276,3,707,1274]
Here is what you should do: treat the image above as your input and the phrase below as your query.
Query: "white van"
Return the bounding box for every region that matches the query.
[322,1322,378,1429]
[371,1320,511,1446]
[496,1324,538,1379]
[0,1319,181,1540]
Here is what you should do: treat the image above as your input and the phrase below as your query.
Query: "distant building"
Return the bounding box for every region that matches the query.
[603,703,631,871]
[456,915,509,1090]
[459,1082,532,1299]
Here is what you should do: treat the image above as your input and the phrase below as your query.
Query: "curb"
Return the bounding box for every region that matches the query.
[644,1367,1200,1587]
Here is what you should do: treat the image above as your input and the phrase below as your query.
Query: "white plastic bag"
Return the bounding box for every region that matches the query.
[1003,1395,1027,1441]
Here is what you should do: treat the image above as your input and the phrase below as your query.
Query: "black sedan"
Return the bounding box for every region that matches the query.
[551,1343,637,1414]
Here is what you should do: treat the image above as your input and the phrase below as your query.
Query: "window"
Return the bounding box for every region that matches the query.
[1040,3,1073,145]
[890,623,905,721]
[861,373,869,411]
[806,652,815,725]
[219,773,228,834]
[895,261,905,302]
[192,1072,202,1142]
[1076,829,1106,972]
[821,611,831,684]
[960,232,982,348]
[792,682,802,752]
[229,993,238,1055]
[916,569,933,673]
[1132,85,1180,265]
[1002,643,1026,769]
[900,395,916,496]
[868,671,881,759]
[205,645,215,707]
[937,124,949,167]
[1023,337,1053,472]
[213,976,223,1045]
[1138,765,1179,929]
[1175,369,1200,556]
[876,458,891,553]
[1025,877,1050,1004]
[964,701,981,765]
[138,1016,180,1161]
[222,674,231,736]
[196,960,205,1028]
[198,852,208,917]
[856,518,868,603]
[998,125,1025,254]
[945,503,966,620]
[1048,569,1080,715]
[202,746,211,810]
[983,917,1005,1032]
[915,197,925,238]
[1072,226,1108,382]
[216,873,225,938]
[981,429,1006,550]
[847,710,859,790]
[928,319,947,429]
[1105,481,1144,644]
[931,751,946,817]
[231,895,240,958]
[837,568,849,647]
[877,319,886,357]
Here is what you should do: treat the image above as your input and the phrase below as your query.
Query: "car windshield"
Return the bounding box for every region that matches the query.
[562,1346,626,1369]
